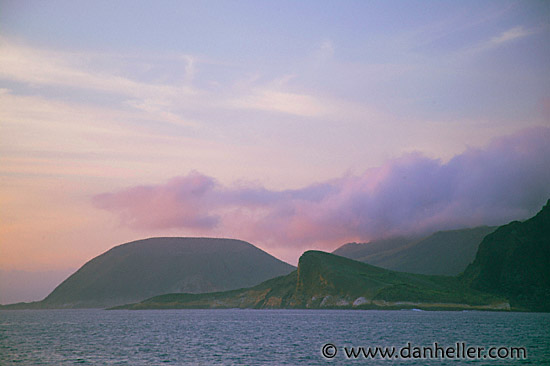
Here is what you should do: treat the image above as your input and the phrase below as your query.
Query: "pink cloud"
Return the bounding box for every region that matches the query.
[93,126,550,250]
[93,173,220,230]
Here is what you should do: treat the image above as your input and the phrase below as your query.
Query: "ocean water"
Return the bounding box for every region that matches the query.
[1,309,549,365]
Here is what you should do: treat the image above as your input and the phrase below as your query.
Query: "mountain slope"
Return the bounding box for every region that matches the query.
[116,250,506,311]
[461,200,550,312]
[333,236,415,263]
[33,237,294,308]
[333,226,496,275]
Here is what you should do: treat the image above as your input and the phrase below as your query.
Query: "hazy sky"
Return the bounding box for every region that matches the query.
[1,1,549,302]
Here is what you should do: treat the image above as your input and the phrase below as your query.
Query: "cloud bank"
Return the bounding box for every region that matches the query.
[94,127,550,250]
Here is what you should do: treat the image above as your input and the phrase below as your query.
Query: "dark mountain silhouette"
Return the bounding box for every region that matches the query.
[2,237,294,309]
[333,226,496,275]
[461,200,550,312]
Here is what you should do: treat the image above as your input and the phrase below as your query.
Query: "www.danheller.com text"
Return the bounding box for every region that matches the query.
[321,342,527,360]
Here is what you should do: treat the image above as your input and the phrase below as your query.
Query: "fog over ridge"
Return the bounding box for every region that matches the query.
[94,126,550,250]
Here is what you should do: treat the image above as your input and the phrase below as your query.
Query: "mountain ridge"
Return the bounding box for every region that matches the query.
[333,226,497,275]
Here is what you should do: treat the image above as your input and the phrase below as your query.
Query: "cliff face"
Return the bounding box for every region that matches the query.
[289,251,503,309]
[39,237,295,308]
[461,200,550,312]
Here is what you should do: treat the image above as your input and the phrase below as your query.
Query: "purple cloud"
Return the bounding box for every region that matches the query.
[94,126,550,250]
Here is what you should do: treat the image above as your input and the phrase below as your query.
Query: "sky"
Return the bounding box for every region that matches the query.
[1,0,549,303]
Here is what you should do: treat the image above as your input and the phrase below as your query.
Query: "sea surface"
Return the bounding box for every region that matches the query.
[1,309,549,365]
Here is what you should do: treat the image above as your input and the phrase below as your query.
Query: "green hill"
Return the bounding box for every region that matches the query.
[461,200,550,312]
[115,250,506,311]
[2,237,295,309]
[333,226,496,275]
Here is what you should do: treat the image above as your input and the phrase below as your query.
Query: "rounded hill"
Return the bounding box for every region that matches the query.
[42,237,295,308]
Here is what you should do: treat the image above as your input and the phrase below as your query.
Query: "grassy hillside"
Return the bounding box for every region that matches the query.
[333,226,496,275]
[115,250,506,311]
[5,237,294,309]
